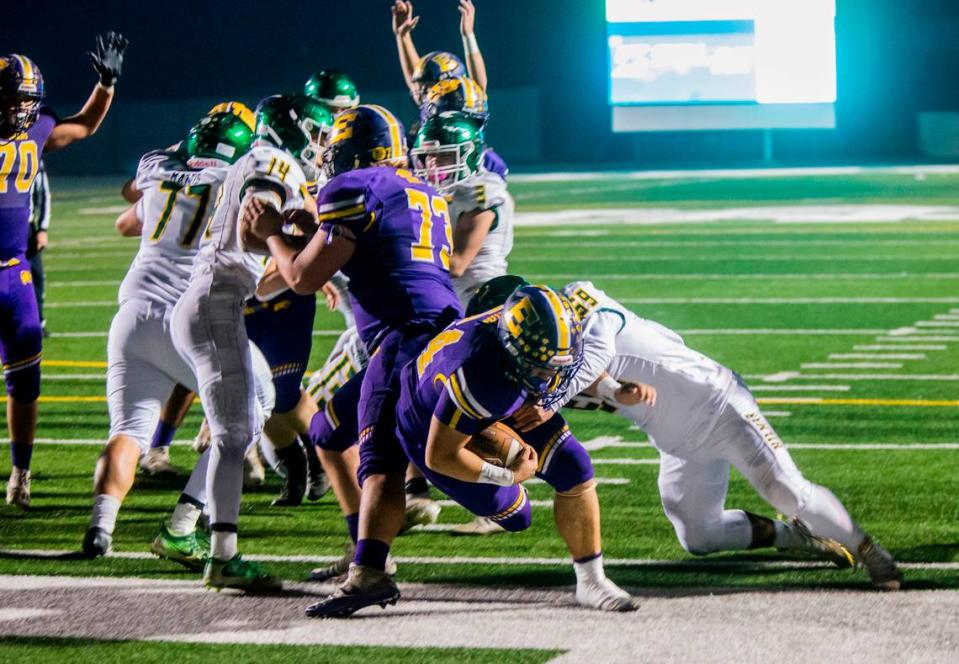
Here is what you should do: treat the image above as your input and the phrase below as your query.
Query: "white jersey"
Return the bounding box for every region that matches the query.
[193,144,308,297]
[445,169,514,305]
[559,281,736,450]
[118,151,227,309]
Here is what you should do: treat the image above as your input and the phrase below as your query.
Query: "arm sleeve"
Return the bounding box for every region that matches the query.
[550,311,621,411]
[316,174,372,235]
[434,363,513,435]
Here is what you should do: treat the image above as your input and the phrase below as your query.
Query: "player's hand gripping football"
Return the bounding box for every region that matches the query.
[508,444,538,483]
[88,32,129,87]
[615,382,657,407]
[392,1,420,36]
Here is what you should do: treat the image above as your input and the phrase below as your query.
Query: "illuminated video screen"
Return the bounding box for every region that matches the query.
[607,0,837,131]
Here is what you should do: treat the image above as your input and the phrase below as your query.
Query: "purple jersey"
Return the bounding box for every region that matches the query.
[396,309,527,451]
[0,108,57,260]
[482,149,509,181]
[318,166,462,348]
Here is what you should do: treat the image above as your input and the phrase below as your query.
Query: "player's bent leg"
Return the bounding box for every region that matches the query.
[657,452,752,555]
[525,415,635,611]
[719,399,901,589]
[141,383,195,477]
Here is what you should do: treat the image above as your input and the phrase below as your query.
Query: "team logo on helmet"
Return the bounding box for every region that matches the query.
[497,285,583,405]
[0,54,45,135]
[326,104,407,177]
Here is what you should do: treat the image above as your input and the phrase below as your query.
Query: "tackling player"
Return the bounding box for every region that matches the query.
[490,277,903,591]
[0,34,128,508]
[168,94,330,591]
[81,110,261,557]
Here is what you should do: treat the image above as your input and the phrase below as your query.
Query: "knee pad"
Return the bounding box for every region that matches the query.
[6,357,40,402]
[536,429,594,493]
[490,488,532,533]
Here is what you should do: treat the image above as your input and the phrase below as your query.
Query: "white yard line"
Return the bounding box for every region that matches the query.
[853,345,945,351]
[828,353,925,360]
[681,329,886,335]
[750,385,851,391]
[620,297,959,304]
[780,373,959,381]
[800,362,903,369]
[44,301,116,309]
[523,273,959,281]
[581,436,959,451]
[916,321,959,327]
[508,164,959,182]
[875,336,959,342]
[47,280,120,288]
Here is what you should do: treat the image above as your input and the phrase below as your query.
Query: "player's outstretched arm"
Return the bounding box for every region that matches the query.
[449,208,495,278]
[245,197,355,295]
[392,1,422,97]
[46,32,128,152]
[459,0,487,91]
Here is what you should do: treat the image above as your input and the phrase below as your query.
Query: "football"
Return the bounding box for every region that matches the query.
[465,421,526,467]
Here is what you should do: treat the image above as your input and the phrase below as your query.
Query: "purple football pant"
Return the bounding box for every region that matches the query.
[0,257,42,402]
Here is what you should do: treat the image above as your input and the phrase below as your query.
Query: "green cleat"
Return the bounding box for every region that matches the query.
[203,554,282,592]
[150,523,209,571]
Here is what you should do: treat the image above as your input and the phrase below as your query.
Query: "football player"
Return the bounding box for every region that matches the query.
[246,104,463,613]
[81,110,265,557]
[391,2,509,180]
[167,94,329,591]
[304,70,360,112]
[490,277,902,591]
[1,34,128,508]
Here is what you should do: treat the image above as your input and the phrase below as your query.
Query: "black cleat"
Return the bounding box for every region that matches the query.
[305,563,400,618]
[81,527,112,558]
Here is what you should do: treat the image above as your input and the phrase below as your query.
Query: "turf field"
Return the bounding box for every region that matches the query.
[2,166,959,661]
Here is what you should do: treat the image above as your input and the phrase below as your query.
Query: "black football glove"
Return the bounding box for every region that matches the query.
[88,31,129,87]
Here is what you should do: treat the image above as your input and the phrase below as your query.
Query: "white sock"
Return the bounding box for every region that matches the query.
[168,501,202,536]
[574,554,606,586]
[90,494,121,534]
[211,531,237,561]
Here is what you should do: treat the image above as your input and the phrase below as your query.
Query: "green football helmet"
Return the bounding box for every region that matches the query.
[410,111,484,190]
[466,275,530,316]
[304,69,360,111]
[254,94,334,181]
[183,111,254,166]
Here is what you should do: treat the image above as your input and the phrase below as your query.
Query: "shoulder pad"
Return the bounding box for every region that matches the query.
[563,281,604,320]
[453,171,508,214]
[245,146,307,206]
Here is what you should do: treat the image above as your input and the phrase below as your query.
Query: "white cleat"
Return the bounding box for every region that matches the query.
[5,467,31,509]
[576,578,637,612]
[139,447,182,476]
[244,445,266,488]
[450,516,506,536]
[401,494,442,532]
[858,536,902,591]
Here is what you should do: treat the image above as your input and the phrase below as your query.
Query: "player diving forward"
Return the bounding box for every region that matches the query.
[167,94,330,590]
[81,110,267,557]
[1,35,128,507]
[493,277,903,590]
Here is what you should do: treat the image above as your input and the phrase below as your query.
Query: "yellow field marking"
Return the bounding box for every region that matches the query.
[0,396,108,403]
[42,360,107,368]
[758,397,959,407]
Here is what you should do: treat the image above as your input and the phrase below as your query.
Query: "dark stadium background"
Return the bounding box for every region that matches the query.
[3,0,958,172]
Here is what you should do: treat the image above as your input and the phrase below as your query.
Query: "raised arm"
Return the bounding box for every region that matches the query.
[392,1,422,97]
[45,32,128,152]
[459,0,487,92]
